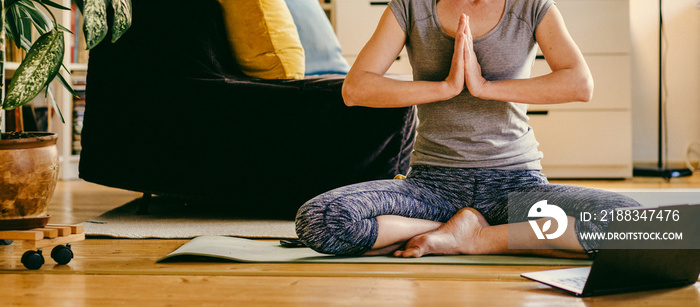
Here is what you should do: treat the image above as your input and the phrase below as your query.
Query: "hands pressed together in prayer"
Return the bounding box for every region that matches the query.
[445,14,488,99]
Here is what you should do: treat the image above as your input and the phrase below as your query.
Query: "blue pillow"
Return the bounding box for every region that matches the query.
[284,0,350,75]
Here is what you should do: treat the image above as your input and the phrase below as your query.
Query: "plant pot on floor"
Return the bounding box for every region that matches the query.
[0,132,59,229]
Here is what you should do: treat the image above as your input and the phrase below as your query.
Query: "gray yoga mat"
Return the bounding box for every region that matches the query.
[157,236,593,266]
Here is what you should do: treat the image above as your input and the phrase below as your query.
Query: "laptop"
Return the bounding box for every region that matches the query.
[521,204,700,297]
[521,249,700,297]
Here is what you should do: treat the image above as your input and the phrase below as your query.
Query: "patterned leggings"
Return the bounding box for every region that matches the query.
[295,165,641,256]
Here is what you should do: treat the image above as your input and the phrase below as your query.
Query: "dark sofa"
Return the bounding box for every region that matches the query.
[78,0,416,219]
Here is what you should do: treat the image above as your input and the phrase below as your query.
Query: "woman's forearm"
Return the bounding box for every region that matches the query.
[473,67,594,105]
[343,66,593,108]
[342,71,460,108]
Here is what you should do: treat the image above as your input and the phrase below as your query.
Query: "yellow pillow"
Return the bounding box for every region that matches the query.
[219,0,305,79]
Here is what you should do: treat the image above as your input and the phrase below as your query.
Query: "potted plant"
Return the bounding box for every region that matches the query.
[0,0,131,229]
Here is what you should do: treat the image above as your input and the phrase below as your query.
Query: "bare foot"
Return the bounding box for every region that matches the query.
[393,208,490,258]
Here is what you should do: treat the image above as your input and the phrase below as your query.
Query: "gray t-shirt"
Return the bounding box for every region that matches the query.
[389,0,553,170]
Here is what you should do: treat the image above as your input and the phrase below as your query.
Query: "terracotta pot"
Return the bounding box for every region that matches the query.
[0,132,59,220]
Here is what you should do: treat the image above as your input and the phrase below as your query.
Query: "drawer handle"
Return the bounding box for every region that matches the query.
[535,55,545,60]
[370,1,390,5]
[526,110,549,116]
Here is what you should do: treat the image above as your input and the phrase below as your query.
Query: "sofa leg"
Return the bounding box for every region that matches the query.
[138,193,152,215]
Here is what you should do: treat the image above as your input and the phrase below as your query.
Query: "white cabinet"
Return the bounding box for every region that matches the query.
[530,0,633,178]
[333,0,412,74]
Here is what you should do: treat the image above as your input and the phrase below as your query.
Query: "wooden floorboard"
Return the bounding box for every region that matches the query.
[1,174,699,306]
[1,274,698,306]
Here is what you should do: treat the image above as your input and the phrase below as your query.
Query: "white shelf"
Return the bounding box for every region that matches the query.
[5,62,20,70]
[6,62,88,72]
[69,63,89,71]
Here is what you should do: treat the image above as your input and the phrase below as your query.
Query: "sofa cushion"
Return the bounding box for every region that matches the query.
[219,0,305,79]
[285,0,349,75]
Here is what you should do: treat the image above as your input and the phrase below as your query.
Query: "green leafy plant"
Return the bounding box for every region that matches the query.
[1,0,131,136]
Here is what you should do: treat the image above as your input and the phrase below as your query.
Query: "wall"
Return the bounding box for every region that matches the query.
[630,0,700,165]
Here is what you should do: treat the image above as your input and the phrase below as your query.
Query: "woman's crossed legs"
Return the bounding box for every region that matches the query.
[295,166,641,258]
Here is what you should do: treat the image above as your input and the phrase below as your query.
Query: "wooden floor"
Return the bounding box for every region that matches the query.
[1,174,699,306]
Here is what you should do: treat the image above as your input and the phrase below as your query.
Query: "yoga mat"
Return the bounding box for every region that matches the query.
[158,236,594,266]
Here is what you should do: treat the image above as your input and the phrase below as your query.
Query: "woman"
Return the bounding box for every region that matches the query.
[295,0,640,258]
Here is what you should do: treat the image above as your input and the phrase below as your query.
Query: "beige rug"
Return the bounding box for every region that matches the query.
[81,197,296,239]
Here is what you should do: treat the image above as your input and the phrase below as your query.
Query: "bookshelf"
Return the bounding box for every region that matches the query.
[58,1,88,180]
[3,1,87,179]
